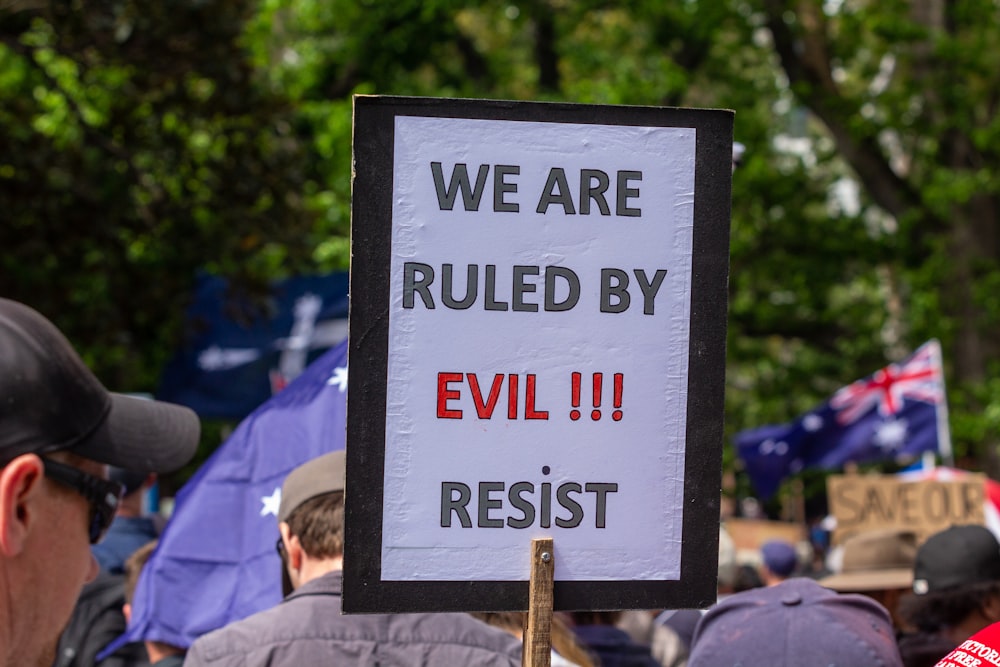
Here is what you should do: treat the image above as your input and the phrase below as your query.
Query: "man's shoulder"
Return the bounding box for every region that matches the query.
[185,586,521,666]
[184,597,319,666]
[381,611,523,661]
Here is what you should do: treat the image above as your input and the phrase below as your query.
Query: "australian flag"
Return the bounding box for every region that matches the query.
[736,340,949,500]
[103,340,348,653]
[157,271,349,420]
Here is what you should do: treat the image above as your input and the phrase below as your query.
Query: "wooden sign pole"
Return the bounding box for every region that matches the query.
[522,537,555,667]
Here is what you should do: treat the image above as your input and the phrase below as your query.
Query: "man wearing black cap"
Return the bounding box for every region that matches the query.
[185,449,523,666]
[0,298,199,667]
[898,524,1000,667]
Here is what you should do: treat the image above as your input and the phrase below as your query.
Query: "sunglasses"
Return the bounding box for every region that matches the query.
[43,458,125,544]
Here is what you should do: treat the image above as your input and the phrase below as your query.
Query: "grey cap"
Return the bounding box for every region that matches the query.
[278,449,346,522]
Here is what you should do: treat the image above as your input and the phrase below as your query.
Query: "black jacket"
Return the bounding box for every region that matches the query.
[54,572,149,667]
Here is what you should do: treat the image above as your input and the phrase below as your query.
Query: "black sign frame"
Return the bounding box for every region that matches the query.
[344,95,732,613]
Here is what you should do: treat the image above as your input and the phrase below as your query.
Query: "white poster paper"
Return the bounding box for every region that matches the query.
[381,116,696,581]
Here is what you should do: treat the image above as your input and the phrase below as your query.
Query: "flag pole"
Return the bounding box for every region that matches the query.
[930,339,955,468]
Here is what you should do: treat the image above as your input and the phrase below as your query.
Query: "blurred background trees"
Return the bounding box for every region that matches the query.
[3,0,1000,500]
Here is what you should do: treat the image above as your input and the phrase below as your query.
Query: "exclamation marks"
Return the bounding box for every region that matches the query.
[612,373,623,421]
[569,372,623,421]
[591,373,603,421]
[570,372,581,421]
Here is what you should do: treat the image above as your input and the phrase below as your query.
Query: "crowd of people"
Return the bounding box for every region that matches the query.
[6,295,1000,667]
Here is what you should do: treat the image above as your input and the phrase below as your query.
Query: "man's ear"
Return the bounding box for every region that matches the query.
[0,455,45,557]
[279,521,305,571]
[983,593,1000,623]
[286,534,304,571]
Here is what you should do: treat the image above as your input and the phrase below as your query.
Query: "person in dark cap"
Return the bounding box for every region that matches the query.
[92,467,161,575]
[55,469,163,667]
[760,539,798,586]
[897,525,1000,667]
[0,298,199,667]
[184,449,523,666]
[569,610,660,667]
[688,577,902,666]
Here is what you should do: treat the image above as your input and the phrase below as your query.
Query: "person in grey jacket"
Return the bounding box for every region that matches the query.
[184,450,523,667]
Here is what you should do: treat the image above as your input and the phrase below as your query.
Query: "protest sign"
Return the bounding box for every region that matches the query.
[725,518,807,557]
[344,96,733,613]
[828,473,986,545]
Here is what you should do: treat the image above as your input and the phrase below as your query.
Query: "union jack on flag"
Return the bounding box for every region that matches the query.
[735,340,951,499]
[831,342,944,425]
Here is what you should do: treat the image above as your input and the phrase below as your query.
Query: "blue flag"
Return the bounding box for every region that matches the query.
[736,340,949,500]
[157,272,349,420]
[106,340,349,653]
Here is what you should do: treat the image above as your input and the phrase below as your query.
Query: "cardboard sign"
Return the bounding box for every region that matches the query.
[827,473,986,545]
[725,519,807,554]
[344,96,733,613]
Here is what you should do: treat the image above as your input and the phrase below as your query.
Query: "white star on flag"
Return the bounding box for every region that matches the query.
[327,365,348,392]
[758,439,789,456]
[802,414,824,432]
[873,418,908,452]
[260,487,282,517]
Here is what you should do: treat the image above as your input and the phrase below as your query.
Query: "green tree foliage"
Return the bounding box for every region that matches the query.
[3,0,999,497]
[756,0,1000,470]
[0,1,317,389]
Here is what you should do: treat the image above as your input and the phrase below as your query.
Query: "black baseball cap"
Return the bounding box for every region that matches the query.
[109,467,153,495]
[912,525,1000,595]
[0,298,199,472]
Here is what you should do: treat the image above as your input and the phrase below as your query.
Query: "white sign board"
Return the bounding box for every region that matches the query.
[345,96,732,613]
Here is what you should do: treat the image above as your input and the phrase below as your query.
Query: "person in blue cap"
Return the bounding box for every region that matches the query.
[760,539,799,586]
